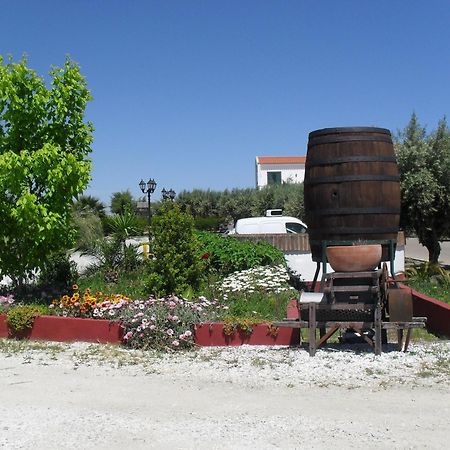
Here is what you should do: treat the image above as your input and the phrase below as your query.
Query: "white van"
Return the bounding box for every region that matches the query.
[230,213,307,235]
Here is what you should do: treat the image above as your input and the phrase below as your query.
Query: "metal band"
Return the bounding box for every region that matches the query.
[308,127,391,139]
[304,174,400,185]
[309,207,401,216]
[309,227,400,235]
[305,155,397,168]
[308,135,393,146]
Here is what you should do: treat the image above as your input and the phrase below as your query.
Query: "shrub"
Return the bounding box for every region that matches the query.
[37,251,79,292]
[99,295,225,350]
[194,216,224,231]
[196,231,285,276]
[406,263,450,286]
[81,236,143,279]
[72,210,104,250]
[6,304,48,335]
[145,203,206,296]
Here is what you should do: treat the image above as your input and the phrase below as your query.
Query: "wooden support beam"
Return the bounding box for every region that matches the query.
[316,325,340,348]
[403,329,412,352]
[309,303,316,357]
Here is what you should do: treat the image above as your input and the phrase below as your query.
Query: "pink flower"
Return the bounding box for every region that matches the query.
[124,331,133,340]
[184,330,192,337]
[166,329,174,336]
[172,340,180,347]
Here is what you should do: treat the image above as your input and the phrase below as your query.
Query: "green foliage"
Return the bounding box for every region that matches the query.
[194,216,225,231]
[37,251,78,292]
[224,292,292,322]
[73,195,106,219]
[395,113,450,262]
[6,304,48,334]
[72,211,104,250]
[81,236,143,278]
[76,271,147,300]
[222,316,263,336]
[0,55,93,285]
[118,296,218,351]
[110,190,136,215]
[145,203,206,296]
[406,263,450,286]
[177,184,305,223]
[406,279,450,305]
[196,231,286,276]
[107,210,142,241]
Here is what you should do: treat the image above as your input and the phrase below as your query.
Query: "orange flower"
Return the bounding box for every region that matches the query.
[72,284,79,290]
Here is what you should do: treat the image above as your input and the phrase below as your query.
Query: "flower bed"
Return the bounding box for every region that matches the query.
[0,313,301,346]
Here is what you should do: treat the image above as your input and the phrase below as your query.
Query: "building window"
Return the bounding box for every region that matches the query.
[267,171,281,185]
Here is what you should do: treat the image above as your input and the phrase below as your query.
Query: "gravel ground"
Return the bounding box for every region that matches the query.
[1,340,449,449]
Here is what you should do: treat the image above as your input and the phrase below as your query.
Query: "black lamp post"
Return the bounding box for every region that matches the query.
[161,188,176,201]
[139,178,157,224]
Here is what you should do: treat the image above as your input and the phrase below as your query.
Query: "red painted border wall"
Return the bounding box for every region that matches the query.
[0,315,123,343]
[405,287,450,338]
[194,322,299,346]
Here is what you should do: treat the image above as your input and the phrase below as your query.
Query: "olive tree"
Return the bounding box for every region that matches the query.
[395,113,450,263]
[0,56,93,285]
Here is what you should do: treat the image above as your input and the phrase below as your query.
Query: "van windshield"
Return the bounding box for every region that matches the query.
[285,222,307,234]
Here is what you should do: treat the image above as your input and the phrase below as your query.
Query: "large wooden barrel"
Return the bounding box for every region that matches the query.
[304,127,401,262]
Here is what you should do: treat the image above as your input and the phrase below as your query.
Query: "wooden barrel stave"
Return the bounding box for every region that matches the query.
[304,127,401,262]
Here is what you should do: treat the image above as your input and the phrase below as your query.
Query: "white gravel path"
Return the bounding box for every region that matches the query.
[1,340,449,449]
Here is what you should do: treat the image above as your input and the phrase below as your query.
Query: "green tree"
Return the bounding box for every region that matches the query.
[145,202,205,296]
[73,195,106,219]
[110,190,135,215]
[0,56,93,286]
[395,113,450,263]
[177,185,305,224]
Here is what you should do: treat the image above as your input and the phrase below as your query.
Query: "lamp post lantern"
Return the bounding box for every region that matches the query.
[139,178,157,225]
[162,188,176,201]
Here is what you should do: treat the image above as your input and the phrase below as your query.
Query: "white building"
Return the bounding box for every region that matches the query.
[255,156,306,188]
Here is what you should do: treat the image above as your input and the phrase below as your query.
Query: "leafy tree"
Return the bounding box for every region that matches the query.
[0,56,93,286]
[145,202,205,296]
[110,190,135,215]
[176,184,305,224]
[395,113,450,263]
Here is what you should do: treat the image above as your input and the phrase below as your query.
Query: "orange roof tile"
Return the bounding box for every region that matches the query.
[256,156,306,165]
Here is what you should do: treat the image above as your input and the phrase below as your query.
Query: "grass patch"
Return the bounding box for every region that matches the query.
[405,279,450,304]
[76,270,148,300]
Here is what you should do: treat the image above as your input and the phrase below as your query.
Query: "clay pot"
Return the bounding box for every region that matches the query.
[326,244,382,272]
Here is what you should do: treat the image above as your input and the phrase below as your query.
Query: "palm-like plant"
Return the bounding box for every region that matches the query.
[73,195,106,218]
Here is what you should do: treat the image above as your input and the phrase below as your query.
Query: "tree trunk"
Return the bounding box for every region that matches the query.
[422,233,441,264]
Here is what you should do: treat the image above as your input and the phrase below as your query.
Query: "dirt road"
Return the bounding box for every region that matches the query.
[1,341,449,449]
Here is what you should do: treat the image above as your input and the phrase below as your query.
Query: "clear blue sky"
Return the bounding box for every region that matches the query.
[2,0,450,204]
